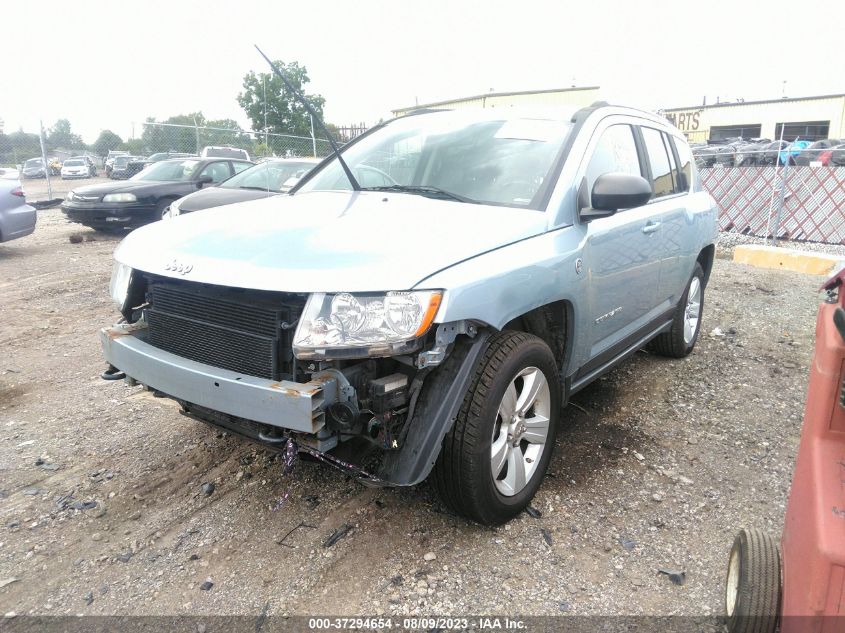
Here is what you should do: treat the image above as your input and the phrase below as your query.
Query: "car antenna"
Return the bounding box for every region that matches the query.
[254,45,360,192]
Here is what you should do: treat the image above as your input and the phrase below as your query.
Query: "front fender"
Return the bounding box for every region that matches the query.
[378,330,491,485]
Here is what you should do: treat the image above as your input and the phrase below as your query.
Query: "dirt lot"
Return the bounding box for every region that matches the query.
[21,175,111,201]
[0,209,823,618]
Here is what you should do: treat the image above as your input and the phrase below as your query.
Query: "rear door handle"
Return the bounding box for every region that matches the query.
[641,221,661,234]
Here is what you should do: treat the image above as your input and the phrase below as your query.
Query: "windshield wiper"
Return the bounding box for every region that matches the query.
[361,185,476,204]
[238,186,279,192]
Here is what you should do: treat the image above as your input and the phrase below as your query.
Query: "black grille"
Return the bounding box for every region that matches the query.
[145,278,303,380]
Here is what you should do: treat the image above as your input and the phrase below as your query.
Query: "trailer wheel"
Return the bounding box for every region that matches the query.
[725,528,781,633]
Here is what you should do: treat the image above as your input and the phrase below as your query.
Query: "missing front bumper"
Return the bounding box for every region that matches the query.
[99,323,335,434]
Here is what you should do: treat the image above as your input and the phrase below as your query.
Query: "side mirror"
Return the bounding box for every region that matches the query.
[580,172,652,221]
[196,174,213,187]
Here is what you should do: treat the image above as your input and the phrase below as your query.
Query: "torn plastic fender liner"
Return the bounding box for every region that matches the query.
[378,330,492,486]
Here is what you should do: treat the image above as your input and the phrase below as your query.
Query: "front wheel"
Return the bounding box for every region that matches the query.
[648,261,705,358]
[432,331,560,525]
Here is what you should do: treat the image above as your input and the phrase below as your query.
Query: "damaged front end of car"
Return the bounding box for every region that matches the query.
[100,261,489,486]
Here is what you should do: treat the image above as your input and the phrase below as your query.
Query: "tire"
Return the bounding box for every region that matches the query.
[725,528,781,633]
[432,331,560,525]
[648,261,705,358]
[154,199,171,222]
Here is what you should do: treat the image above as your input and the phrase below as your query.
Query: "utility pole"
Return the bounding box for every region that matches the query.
[310,114,317,158]
[39,120,52,199]
[263,74,268,146]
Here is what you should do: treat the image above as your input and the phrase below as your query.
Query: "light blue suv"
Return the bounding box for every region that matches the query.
[101,103,717,525]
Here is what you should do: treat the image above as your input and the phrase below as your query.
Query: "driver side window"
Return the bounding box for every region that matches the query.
[584,124,642,198]
[200,162,231,183]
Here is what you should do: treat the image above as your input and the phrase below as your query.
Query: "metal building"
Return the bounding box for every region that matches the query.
[391,86,602,118]
[662,94,845,144]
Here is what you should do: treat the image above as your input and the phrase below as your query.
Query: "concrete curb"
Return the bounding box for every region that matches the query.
[733,244,845,276]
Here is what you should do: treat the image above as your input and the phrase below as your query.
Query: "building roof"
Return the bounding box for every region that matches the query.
[393,86,601,114]
[663,93,845,112]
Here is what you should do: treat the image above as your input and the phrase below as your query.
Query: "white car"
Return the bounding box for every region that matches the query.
[61,158,90,179]
[200,146,251,162]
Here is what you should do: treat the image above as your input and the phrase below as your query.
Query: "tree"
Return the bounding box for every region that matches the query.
[141,113,205,154]
[47,119,84,150]
[2,130,41,165]
[92,130,124,157]
[237,61,325,138]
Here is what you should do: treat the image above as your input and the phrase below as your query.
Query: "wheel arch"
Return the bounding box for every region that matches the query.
[697,243,716,287]
[501,299,573,374]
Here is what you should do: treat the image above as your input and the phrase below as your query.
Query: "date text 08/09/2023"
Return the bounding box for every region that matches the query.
[307,617,527,630]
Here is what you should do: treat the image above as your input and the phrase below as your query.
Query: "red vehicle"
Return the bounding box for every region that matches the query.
[725,267,845,632]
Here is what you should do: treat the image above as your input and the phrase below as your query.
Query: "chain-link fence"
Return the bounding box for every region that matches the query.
[0,121,337,201]
[138,121,334,159]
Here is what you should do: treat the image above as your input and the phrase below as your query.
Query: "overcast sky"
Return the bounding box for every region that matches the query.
[5,0,844,143]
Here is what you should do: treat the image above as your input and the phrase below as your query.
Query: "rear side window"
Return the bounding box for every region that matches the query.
[640,127,675,197]
[584,124,642,195]
[672,137,693,191]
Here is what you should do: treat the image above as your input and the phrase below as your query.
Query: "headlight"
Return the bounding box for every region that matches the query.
[109,261,133,309]
[293,290,442,360]
[103,193,137,203]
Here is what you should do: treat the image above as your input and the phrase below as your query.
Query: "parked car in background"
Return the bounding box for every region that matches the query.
[0,177,36,243]
[829,143,845,167]
[123,157,150,180]
[105,150,129,177]
[793,139,842,166]
[779,139,811,166]
[21,158,47,179]
[125,153,197,180]
[200,146,251,161]
[100,105,717,525]
[62,156,253,230]
[61,158,91,179]
[734,139,771,166]
[147,152,196,162]
[110,155,142,180]
[166,157,319,218]
[759,140,789,165]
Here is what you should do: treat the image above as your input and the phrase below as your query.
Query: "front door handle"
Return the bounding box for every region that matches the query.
[641,221,661,234]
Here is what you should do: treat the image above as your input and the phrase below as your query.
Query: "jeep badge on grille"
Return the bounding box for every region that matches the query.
[164,259,193,275]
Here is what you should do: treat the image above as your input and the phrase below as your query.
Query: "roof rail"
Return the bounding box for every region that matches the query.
[570,101,610,123]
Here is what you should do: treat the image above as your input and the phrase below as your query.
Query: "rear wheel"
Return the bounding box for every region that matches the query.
[725,528,781,633]
[432,331,560,525]
[648,261,704,358]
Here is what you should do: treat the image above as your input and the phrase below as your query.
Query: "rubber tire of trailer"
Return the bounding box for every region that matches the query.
[432,330,560,526]
[725,528,781,633]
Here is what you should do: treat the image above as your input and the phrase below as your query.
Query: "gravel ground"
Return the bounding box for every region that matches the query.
[0,209,823,618]
[717,230,845,257]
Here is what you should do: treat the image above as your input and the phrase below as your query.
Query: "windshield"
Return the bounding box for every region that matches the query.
[64,159,84,166]
[24,159,43,168]
[298,111,573,209]
[222,160,315,192]
[131,159,201,182]
[114,156,133,167]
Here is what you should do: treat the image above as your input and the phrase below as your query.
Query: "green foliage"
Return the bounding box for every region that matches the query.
[140,113,254,154]
[237,61,324,138]
[0,130,41,166]
[47,119,84,150]
[92,130,124,156]
[253,142,273,158]
[123,138,146,155]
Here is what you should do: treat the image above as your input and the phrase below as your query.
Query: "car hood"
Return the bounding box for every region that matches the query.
[177,186,275,212]
[116,190,549,293]
[71,180,188,197]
